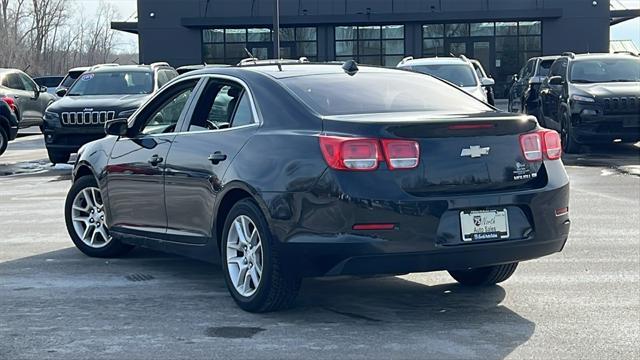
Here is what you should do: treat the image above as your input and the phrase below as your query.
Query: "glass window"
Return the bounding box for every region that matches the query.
[382,25,404,39]
[334,25,404,67]
[68,71,154,96]
[520,36,541,51]
[496,37,518,52]
[496,22,518,36]
[189,81,254,131]
[231,94,254,127]
[225,29,246,42]
[423,24,444,38]
[4,73,25,90]
[470,22,494,36]
[423,39,444,56]
[537,59,555,77]
[296,27,317,41]
[247,28,271,42]
[407,64,478,87]
[336,26,357,40]
[569,58,640,83]
[279,28,295,41]
[519,21,541,35]
[19,74,36,92]
[280,72,491,116]
[141,86,195,135]
[203,29,224,43]
[445,23,469,37]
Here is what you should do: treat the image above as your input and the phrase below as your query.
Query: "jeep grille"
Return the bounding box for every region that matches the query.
[61,111,115,126]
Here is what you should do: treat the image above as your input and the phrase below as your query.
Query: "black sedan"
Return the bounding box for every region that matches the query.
[65,62,571,312]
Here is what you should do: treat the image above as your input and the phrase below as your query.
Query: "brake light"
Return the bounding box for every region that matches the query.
[519,130,562,161]
[319,136,381,171]
[381,139,420,169]
[319,136,420,171]
[543,130,562,160]
[1,96,16,113]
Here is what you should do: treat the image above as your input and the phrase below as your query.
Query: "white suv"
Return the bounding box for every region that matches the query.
[397,56,495,103]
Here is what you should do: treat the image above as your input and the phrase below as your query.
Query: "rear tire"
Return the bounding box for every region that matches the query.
[449,262,518,286]
[0,126,8,156]
[65,176,133,258]
[48,150,70,164]
[221,199,300,313]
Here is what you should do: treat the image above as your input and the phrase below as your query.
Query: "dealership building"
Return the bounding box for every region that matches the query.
[112,0,634,94]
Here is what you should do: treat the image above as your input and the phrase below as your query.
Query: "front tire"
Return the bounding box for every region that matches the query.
[561,111,580,154]
[221,199,300,313]
[449,262,519,286]
[65,176,133,258]
[48,150,70,164]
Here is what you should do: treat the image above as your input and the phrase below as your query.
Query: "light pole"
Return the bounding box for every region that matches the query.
[273,0,280,59]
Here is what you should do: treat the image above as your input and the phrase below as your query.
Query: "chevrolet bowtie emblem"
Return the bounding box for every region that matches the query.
[461,146,491,158]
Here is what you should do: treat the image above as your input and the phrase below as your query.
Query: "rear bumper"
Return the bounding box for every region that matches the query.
[8,125,18,141]
[265,161,571,277]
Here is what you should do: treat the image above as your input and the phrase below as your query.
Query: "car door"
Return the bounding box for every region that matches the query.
[542,58,567,124]
[105,78,201,236]
[163,76,259,243]
[18,72,49,122]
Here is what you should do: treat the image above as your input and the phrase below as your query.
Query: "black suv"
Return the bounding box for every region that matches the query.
[538,53,640,153]
[0,98,19,156]
[508,56,559,116]
[43,63,178,163]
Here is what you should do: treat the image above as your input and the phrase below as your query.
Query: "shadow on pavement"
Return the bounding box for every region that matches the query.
[562,142,640,175]
[1,246,535,359]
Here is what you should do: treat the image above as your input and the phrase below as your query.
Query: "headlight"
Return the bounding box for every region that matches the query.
[571,94,595,103]
[117,109,137,118]
[44,111,59,121]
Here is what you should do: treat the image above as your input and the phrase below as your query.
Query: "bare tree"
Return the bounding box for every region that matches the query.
[0,0,137,76]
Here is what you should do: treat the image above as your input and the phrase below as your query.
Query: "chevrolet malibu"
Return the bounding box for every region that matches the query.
[65,62,571,312]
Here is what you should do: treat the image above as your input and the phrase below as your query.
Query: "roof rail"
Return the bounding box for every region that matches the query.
[459,54,470,62]
[562,52,576,59]
[89,63,119,70]
[237,58,310,67]
[614,50,639,56]
[150,62,170,68]
[399,56,414,65]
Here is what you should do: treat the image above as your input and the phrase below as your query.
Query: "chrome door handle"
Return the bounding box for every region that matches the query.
[208,152,227,165]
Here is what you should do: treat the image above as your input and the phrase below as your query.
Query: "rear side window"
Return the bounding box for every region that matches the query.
[157,69,178,88]
[537,60,554,77]
[3,73,25,90]
[61,71,84,88]
[280,72,491,116]
[188,80,254,131]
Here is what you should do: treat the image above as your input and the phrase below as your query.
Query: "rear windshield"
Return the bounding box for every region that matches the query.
[67,71,154,96]
[537,60,554,77]
[405,64,478,87]
[570,58,640,83]
[35,77,62,87]
[280,72,491,116]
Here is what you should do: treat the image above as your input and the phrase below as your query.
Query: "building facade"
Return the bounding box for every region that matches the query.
[113,0,612,95]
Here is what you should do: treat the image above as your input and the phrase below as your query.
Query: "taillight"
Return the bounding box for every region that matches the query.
[543,130,562,160]
[319,136,420,171]
[381,139,420,169]
[519,130,562,161]
[1,96,16,113]
[319,136,381,171]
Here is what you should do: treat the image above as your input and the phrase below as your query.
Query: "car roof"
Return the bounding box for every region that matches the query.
[89,65,155,73]
[238,63,402,79]
[571,53,639,61]
[538,55,560,61]
[399,57,470,66]
[68,67,90,72]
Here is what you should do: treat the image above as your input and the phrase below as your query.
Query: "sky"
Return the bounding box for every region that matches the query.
[76,0,639,53]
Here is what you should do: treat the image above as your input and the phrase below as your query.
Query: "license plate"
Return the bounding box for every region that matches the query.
[460,209,509,242]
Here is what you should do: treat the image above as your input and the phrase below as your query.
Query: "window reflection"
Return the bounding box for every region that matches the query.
[334,25,405,67]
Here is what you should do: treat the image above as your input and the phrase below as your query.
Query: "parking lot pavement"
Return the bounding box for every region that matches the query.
[0,136,639,360]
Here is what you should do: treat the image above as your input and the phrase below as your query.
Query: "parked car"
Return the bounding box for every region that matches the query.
[43,62,178,164]
[508,56,559,115]
[65,61,570,312]
[0,68,57,128]
[176,64,230,75]
[538,52,640,153]
[469,59,496,106]
[56,67,90,96]
[398,56,495,103]
[0,97,19,156]
[33,76,64,96]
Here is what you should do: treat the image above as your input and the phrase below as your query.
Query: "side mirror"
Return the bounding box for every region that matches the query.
[548,76,564,86]
[39,85,48,93]
[55,88,67,97]
[481,77,495,87]
[105,118,129,136]
[528,76,543,85]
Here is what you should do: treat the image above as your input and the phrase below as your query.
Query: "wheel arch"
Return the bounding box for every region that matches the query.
[213,181,271,253]
[73,161,99,183]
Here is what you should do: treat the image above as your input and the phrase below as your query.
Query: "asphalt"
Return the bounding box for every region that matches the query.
[0,130,638,360]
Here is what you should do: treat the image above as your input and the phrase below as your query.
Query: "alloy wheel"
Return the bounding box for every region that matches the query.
[226,215,263,298]
[71,187,111,248]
